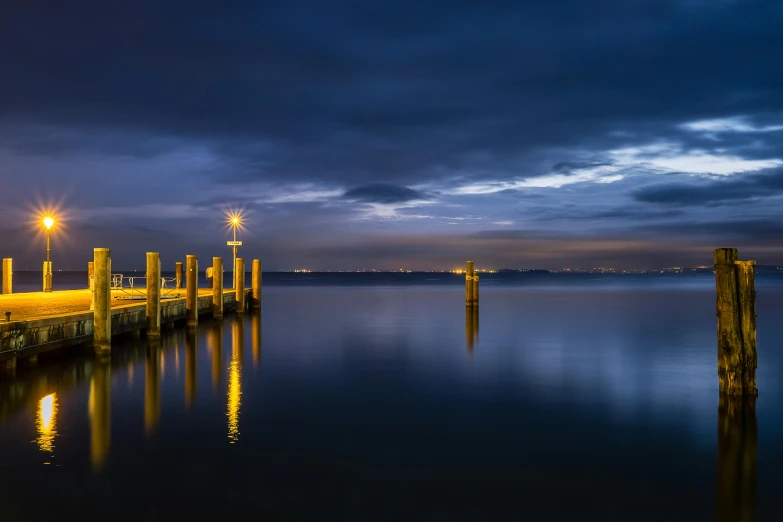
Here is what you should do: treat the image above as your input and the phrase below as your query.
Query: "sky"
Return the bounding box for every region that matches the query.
[1,0,782,270]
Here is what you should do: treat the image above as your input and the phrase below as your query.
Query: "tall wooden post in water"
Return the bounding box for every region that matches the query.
[146,252,161,338]
[2,258,11,294]
[175,261,183,289]
[714,248,757,396]
[465,261,474,306]
[236,258,246,313]
[93,248,112,353]
[212,256,223,319]
[186,255,198,328]
[251,259,262,309]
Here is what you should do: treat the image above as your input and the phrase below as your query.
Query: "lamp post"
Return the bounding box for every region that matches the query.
[227,214,242,289]
[43,216,54,292]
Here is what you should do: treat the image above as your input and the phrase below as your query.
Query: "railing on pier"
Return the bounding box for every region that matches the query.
[110,274,181,300]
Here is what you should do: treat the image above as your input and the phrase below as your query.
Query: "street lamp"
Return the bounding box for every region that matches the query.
[227,213,243,289]
[43,215,54,292]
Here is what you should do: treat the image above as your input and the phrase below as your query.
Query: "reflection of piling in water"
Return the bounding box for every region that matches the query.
[714,249,757,395]
[465,307,479,354]
[251,311,262,369]
[145,342,161,436]
[717,395,756,522]
[89,355,111,471]
[185,329,197,408]
[209,320,224,391]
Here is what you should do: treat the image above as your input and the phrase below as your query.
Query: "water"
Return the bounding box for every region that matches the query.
[1,274,782,520]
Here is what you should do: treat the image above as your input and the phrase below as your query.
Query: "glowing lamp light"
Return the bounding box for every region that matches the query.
[43,216,54,230]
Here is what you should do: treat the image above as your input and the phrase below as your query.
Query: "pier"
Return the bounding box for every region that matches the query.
[0,250,261,367]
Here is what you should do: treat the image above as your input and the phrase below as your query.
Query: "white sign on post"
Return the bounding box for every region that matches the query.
[227,241,243,246]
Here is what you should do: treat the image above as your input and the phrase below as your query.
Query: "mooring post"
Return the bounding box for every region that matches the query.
[2,258,12,294]
[714,248,757,396]
[236,258,246,313]
[93,248,112,353]
[735,260,757,395]
[186,255,198,328]
[146,252,161,338]
[175,261,183,289]
[473,274,479,307]
[465,260,474,307]
[87,261,94,289]
[251,259,262,309]
[212,256,223,319]
[42,261,52,293]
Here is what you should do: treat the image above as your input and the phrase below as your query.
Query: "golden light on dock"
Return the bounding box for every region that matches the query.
[36,393,58,454]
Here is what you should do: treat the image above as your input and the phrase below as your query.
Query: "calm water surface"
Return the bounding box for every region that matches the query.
[1,274,782,521]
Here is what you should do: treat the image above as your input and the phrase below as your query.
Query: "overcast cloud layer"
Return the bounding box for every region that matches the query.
[1,0,782,270]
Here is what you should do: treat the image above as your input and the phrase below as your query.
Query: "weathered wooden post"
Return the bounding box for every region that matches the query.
[175,261,183,289]
[146,252,161,338]
[251,259,262,309]
[465,261,474,307]
[236,258,246,313]
[735,260,757,395]
[87,261,94,288]
[185,329,197,408]
[714,248,757,396]
[186,255,198,328]
[93,248,112,353]
[473,274,479,307]
[212,256,223,318]
[2,258,11,294]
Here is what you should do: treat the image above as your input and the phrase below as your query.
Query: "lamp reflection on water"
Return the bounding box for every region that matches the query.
[89,357,111,471]
[227,318,244,443]
[36,393,58,455]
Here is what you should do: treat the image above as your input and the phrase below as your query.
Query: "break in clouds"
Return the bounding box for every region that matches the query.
[1,0,782,269]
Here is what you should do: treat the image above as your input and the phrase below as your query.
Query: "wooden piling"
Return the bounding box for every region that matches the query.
[93,248,112,353]
[146,252,161,338]
[236,258,246,313]
[212,256,223,319]
[251,259,262,309]
[735,260,757,395]
[175,261,183,289]
[87,261,94,289]
[186,255,198,328]
[2,258,11,294]
[472,274,479,307]
[465,261,474,307]
[714,248,757,396]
